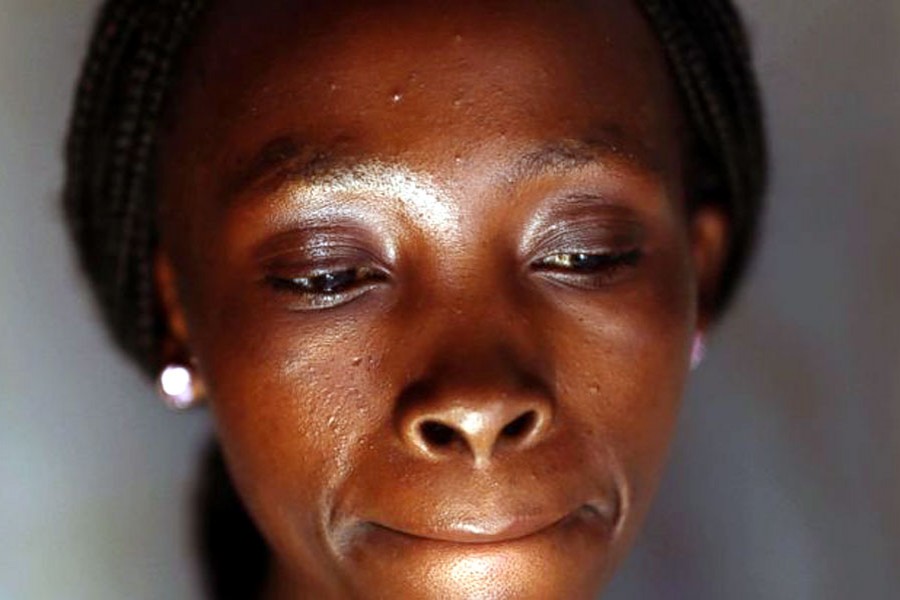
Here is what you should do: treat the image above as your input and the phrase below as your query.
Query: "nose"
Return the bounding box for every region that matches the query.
[399,396,552,468]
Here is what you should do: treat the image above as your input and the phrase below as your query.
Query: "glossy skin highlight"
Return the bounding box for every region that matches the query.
[155,0,728,597]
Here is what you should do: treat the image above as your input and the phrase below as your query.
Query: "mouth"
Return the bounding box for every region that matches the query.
[367,502,610,545]
[333,495,619,556]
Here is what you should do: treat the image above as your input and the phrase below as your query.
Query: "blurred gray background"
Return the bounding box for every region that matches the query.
[1,1,898,598]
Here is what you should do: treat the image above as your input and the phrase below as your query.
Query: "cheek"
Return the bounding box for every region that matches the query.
[194,294,390,562]
[551,240,696,525]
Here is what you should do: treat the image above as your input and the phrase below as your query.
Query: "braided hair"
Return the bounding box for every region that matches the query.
[63,1,767,598]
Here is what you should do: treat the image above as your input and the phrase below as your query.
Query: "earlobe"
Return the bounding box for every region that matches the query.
[689,205,730,330]
[157,363,206,411]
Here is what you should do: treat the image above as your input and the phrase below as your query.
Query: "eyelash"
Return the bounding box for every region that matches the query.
[530,248,643,287]
[266,266,388,309]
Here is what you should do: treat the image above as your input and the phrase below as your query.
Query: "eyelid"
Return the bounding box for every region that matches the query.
[536,220,643,253]
[262,246,386,274]
[254,227,395,313]
[264,264,391,311]
[253,224,394,271]
[528,248,645,292]
[519,195,646,254]
[522,217,646,266]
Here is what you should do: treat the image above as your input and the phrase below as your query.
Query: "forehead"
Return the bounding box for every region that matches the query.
[162,0,684,197]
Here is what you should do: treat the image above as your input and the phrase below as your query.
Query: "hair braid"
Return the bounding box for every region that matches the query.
[64,0,208,373]
[636,0,768,311]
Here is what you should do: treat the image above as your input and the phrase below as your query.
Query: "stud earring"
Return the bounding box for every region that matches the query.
[157,363,203,411]
[690,332,707,371]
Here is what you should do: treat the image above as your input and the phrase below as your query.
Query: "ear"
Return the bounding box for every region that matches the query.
[155,252,210,406]
[154,250,192,364]
[689,205,730,331]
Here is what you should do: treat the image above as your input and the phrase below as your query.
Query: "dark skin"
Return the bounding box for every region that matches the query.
[156,0,728,597]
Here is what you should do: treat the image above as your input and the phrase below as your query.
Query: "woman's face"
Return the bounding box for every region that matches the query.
[157,0,726,597]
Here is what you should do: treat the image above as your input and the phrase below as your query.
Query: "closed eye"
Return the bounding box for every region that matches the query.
[531,248,643,287]
[266,266,388,309]
[534,249,642,272]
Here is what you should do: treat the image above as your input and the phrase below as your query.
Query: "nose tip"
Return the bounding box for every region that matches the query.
[401,400,551,468]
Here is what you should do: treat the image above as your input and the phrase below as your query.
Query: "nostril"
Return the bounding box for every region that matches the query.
[501,410,537,440]
[419,420,457,447]
[404,403,551,463]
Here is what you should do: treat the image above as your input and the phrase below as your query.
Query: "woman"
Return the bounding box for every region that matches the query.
[63,0,766,597]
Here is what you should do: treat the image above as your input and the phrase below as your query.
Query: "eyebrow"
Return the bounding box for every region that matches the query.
[510,135,664,182]
[223,136,341,201]
[224,129,664,204]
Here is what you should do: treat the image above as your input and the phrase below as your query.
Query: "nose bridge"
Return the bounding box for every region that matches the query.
[426,266,537,382]
[425,284,546,395]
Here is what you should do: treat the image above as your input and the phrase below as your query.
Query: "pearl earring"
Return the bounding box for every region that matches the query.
[690,332,707,371]
[157,364,202,411]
